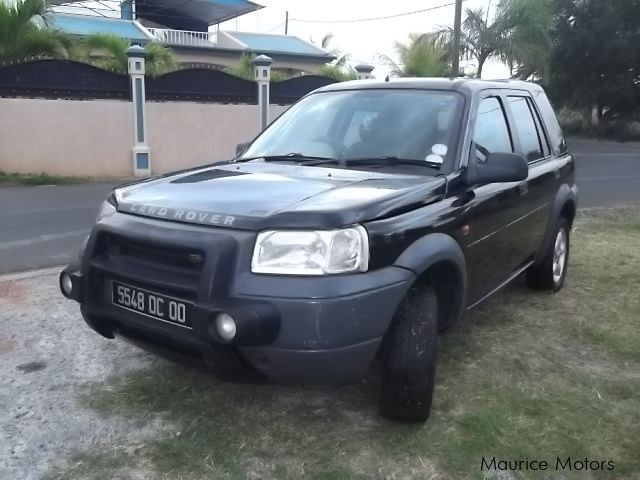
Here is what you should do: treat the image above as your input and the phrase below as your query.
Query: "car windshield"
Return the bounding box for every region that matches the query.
[240,89,464,171]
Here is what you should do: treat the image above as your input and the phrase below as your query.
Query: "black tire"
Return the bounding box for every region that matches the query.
[380,285,438,422]
[526,217,570,292]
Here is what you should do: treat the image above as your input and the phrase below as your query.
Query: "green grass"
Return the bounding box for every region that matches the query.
[0,171,93,185]
[51,208,640,480]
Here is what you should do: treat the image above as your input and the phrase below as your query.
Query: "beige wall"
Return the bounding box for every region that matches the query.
[0,97,288,177]
[174,50,324,74]
[147,102,288,174]
[0,98,133,177]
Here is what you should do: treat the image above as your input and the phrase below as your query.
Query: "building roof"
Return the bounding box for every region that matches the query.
[223,31,332,58]
[51,14,151,42]
[136,0,262,31]
[51,13,334,65]
[51,0,263,31]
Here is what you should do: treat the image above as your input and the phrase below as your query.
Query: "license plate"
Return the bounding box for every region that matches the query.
[111,280,192,329]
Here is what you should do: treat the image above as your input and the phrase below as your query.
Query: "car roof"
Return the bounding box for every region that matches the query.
[315,77,543,96]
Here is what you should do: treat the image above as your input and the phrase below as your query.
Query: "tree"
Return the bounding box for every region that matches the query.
[314,33,356,81]
[377,33,450,77]
[439,7,509,78]
[226,52,254,80]
[0,0,74,62]
[317,63,356,81]
[548,0,640,128]
[83,33,177,76]
[498,0,553,81]
[226,53,290,81]
[435,0,552,81]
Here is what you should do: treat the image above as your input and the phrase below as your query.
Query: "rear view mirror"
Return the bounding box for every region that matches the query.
[466,152,528,185]
[236,141,250,156]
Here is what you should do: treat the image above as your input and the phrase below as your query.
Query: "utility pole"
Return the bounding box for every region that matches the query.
[452,0,462,78]
[285,11,289,35]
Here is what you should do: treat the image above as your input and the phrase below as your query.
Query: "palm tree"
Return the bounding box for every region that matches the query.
[459,7,509,78]
[315,33,356,81]
[317,63,356,81]
[226,52,254,79]
[83,33,177,76]
[437,7,509,79]
[377,33,450,77]
[226,53,290,81]
[0,0,74,62]
[498,0,552,81]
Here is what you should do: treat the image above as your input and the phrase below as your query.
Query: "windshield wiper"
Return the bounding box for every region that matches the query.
[235,153,334,163]
[305,156,443,170]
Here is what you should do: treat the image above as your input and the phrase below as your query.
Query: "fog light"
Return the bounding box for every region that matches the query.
[215,313,237,342]
[60,273,73,297]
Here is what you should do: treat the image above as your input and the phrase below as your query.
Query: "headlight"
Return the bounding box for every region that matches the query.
[251,226,369,275]
[96,191,118,222]
[251,225,369,275]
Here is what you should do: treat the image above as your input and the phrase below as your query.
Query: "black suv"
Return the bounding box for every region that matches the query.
[61,78,577,422]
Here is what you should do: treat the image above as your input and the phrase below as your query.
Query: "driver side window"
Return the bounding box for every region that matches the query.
[473,97,513,162]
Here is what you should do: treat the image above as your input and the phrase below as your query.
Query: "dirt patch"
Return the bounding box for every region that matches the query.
[16,361,48,374]
[0,337,16,354]
[0,280,27,305]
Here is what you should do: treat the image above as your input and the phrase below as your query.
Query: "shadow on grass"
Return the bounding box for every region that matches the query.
[52,209,640,480]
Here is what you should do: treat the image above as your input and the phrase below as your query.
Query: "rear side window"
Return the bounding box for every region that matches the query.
[508,96,546,162]
[533,90,568,155]
[473,97,513,159]
[529,98,551,158]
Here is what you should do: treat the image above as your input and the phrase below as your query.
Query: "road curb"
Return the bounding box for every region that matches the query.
[0,266,64,282]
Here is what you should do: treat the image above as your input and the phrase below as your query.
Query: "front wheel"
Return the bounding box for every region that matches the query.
[380,286,438,422]
[527,217,570,292]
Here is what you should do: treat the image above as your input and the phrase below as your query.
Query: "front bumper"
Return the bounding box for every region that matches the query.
[61,214,415,385]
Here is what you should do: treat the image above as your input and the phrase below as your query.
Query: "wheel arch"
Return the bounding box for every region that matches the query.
[536,183,578,264]
[393,233,467,330]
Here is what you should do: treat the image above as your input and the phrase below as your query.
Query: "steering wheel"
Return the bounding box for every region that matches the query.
[312,136,345,158]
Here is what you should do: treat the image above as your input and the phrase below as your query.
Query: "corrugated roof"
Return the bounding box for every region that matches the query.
[226,31,331,57]
[51,14,151,42]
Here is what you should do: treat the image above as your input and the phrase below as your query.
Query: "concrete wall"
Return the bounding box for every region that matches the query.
[173,49,325,74]
[0,97,288,177]
[147,102,288,173]
[0,98,133,177]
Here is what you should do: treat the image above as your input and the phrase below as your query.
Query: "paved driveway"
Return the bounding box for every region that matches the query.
[0,139,639,274]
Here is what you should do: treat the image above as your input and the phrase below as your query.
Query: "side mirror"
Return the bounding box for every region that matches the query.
[236,141,250,156]
[466,152,528,185]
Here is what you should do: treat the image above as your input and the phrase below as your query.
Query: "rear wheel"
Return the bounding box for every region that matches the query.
[380,286,438,422]
[527,217,570,292]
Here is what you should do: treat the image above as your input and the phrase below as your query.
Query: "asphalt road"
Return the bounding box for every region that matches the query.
[568,138,640,208]
[0,182,119,274]
[1,138,639,274]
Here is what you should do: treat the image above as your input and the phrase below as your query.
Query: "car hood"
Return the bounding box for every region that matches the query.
[116,162,447,230]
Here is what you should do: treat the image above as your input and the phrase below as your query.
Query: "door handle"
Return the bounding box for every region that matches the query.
[518,181,528,195]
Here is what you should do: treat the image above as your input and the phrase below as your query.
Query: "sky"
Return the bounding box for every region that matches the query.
[218,0,510,79]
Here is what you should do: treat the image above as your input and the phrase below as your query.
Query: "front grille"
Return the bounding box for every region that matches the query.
[105,234,205,273]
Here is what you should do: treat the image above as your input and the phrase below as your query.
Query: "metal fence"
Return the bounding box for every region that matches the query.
[0,59,129,100]
[0,59,338,104]
[271,75,338,105]
[146,68,257,103]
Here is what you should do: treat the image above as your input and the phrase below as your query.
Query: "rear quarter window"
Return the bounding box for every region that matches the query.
[533,90,568,155]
